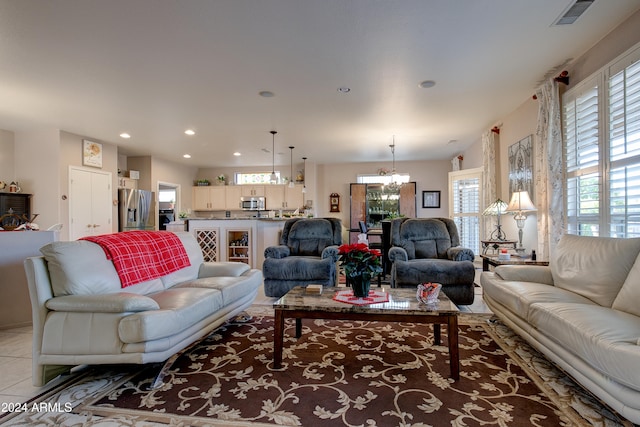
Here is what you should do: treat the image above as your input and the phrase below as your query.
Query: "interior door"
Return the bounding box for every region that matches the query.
[69,167,112,240]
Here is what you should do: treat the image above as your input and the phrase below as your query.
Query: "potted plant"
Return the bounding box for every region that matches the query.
[216,174,226,186]
[338,243,383,298]
[195,179,210,186]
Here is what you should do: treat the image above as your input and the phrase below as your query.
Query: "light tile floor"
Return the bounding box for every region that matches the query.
[0,270,490,408]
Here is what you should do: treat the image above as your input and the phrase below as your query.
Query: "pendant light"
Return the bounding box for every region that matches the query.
[270,131,277,184]
[288,146,295,188]
[302,157,307,193]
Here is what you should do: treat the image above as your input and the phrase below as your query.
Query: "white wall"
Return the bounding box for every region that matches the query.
[0,130,14,183]
[14,128,61,229]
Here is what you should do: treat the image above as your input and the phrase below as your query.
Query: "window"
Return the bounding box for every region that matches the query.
[563,43,640,238]
[449,168,482,256]
[356,173,410,185]
[234,172,280,185]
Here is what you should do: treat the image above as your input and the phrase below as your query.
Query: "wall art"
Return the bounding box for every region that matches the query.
[83,140,103,168]
[508,135,533,198]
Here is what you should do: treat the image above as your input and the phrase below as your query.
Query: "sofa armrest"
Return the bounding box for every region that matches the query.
[321,245,339,262]
[264,245,291,259]
[199,262,251,278]
[45,293,160,313]
[447,246,475,261]
[388,246,408,262]
[494,265,554,285]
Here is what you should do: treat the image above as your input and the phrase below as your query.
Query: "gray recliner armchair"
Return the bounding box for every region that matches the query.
[388,217,475,305]
[263,218,342,297]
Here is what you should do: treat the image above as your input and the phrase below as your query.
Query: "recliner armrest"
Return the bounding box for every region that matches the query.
[45,293,160,313]
[388,246,408,262]
[264,245,291,259]
[447,246,475,261]
[321,245,339,262]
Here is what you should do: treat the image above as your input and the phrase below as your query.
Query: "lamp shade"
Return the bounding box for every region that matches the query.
[506,191,536,212]
[482,199,508,216]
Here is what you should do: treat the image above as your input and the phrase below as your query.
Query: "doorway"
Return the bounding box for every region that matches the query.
[158,182,180,230]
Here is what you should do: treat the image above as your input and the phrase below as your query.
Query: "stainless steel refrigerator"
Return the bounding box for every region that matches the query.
[118,188,155,231]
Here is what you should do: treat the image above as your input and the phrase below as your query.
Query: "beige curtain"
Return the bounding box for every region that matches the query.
[534,79,564,260]
[482,129,497,239]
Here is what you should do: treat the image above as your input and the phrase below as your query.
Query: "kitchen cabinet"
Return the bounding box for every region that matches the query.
[241,185,264,197]
[118,177,138,189]
[225,186,242,210]
[192,186,225,211]
[265,184,304,210]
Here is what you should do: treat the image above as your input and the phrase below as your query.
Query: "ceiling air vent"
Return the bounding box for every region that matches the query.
[553,0,595,25]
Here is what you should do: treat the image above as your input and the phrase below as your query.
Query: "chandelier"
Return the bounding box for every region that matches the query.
[387,136,401,191]
[270,131,277,184]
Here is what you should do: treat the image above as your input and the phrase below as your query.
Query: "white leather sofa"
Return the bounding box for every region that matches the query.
[481,234,640,424]
[24,231,262,387]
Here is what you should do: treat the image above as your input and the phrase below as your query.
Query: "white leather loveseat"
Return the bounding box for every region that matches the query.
[481,234,640,424]
[24,231,262,388]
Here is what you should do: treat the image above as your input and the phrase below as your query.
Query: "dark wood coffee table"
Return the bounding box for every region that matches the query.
[273,286,460,380]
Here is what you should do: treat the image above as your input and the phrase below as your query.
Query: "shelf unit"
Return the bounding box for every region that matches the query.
[227,229,251,265]
[194,228,219,262]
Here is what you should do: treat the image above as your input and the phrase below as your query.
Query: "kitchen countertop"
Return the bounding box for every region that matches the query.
[186,217,292,221]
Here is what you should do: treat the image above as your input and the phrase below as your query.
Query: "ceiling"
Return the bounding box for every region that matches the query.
[1,1,639,168]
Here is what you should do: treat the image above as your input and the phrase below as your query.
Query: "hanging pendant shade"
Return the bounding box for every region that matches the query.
[270,131,277,184]
[387,136,400,191]
[302,157,307,193]
[288,146,295,188]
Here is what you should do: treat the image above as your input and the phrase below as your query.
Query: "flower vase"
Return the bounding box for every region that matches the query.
[350,276,371,298]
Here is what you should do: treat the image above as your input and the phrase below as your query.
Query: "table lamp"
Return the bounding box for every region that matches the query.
[505,190,536,253]
[482,199,509,241]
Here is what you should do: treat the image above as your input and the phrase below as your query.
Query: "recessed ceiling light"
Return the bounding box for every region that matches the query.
[337,87,351,93]
[418,80,436,89]
[183,154,191,158]
[233,152,241,156]
[184,129,195,136]
[120,133,131,139]
[259,91,275,98]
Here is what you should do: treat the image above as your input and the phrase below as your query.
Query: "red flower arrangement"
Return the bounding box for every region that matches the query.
[338,243,383,281]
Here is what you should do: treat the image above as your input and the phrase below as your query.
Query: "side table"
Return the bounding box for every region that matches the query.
[481,254,549,271]
[481,240,517,254]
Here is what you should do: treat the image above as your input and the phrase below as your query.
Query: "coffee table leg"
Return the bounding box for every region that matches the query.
[295,318,302,338]
[448,315,459,380]
[433,324,441,345]
[273,309,284,369]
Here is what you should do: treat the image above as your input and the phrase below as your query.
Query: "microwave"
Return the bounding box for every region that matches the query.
[241,196,265,211]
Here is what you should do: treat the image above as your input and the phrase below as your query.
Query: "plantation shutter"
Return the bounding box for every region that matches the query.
[608,56,640,237]
[563,78,601,236]
[449,168,481,256]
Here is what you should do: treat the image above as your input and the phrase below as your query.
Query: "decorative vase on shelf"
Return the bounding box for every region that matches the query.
[350,275,371,298]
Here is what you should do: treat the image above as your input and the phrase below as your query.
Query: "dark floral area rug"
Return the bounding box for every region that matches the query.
[0,311,630,426]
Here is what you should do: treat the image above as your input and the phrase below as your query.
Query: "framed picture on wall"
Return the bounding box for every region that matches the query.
[83,140,103,168]
[422,191,441,208]
[508,135,533,198]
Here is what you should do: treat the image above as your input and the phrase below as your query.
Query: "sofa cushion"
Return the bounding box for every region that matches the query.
[482,276,595,321]
[528,302,640,390]
[40,241,164,297]
[551,234,640,307]
[176,272,260,306]
[612,252,640,317]
[118,288,223,343]
[160,232,205,288]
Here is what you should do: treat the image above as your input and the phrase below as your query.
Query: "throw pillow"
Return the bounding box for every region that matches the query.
[612,252,640,317]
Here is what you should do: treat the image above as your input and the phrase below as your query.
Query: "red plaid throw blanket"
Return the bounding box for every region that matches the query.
[81,231,191,288]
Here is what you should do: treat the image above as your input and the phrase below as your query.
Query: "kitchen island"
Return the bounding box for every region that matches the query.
[187,217,288,269]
